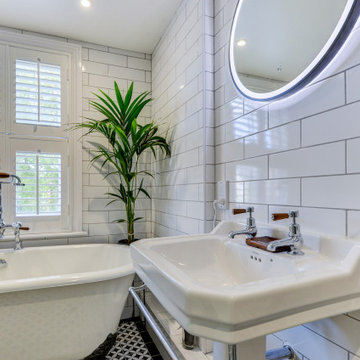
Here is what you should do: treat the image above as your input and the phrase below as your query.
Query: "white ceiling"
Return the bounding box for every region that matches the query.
[0,0,182,53]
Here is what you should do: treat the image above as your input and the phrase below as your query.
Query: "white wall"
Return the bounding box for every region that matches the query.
[0,26,153,247]
[214,0,360,358]
[151,0,215,237]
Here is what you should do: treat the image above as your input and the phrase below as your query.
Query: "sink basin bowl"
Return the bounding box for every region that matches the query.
[131,221,360,344]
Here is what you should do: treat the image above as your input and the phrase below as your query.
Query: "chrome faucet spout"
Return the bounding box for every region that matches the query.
[228,228,257,239]
[228,207,257,239]
[11,175,25,186]
[266,236,304,255]
[0,223,13,240]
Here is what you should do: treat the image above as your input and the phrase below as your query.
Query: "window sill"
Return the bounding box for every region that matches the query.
[3,231,88,241]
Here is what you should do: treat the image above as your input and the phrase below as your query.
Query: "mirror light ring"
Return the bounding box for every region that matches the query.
[229,0,360,101]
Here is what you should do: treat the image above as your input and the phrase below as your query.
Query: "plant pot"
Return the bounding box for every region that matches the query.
[117,238,140,246]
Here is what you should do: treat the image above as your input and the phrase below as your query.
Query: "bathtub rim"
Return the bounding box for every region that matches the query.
[0,243,135,294]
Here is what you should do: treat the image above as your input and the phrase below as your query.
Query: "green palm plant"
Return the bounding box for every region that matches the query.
[75,81,170,244]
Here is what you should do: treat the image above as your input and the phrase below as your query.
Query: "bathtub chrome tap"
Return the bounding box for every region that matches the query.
[0,223,12,240]
[13,222,29,250]
[0,259,7,268]
[11,222,29,250]
[0,173,28,249]
[267,211,304,255]
[228,207,257,239]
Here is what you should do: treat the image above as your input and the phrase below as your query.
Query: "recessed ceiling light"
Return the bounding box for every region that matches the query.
[81,0,92,8]
[236,39,247,47]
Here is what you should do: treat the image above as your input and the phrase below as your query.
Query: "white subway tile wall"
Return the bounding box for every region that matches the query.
[213,0,360,358]
[151,0,215,236]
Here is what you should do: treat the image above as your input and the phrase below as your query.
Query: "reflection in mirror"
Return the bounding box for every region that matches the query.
[230,0,360,100]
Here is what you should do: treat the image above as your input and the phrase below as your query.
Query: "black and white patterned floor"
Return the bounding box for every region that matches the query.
[105,319,163,360]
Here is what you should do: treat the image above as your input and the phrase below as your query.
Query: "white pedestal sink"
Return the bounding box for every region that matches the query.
[131,221,360,360]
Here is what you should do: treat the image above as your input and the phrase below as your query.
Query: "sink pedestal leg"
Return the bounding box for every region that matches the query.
[213,337,266,360]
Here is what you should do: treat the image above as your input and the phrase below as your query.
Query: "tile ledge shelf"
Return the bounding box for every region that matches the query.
[2,231,88,241]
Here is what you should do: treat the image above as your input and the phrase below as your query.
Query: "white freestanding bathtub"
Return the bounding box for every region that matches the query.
[0,244,135,360]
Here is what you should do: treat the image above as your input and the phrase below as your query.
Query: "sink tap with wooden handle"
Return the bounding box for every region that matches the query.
[267,211,304,255]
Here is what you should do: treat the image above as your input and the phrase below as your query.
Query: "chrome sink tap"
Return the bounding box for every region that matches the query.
[267,211,304,255]
[228,207,257,239]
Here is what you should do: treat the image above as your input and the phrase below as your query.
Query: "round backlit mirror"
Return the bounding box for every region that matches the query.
[229,0,360,101]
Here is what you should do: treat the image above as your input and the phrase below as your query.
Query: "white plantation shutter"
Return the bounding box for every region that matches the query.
[16,152,62,216]
[10,137,69,232]
[15,60,62,126]
[10,47,68,138]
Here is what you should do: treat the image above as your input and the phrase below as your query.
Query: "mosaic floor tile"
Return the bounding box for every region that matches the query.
[105,319,163,360]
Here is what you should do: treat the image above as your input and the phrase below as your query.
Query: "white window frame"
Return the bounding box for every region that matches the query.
[0,134,5,172]
[0,44,5,133]
[0,29,83,238]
